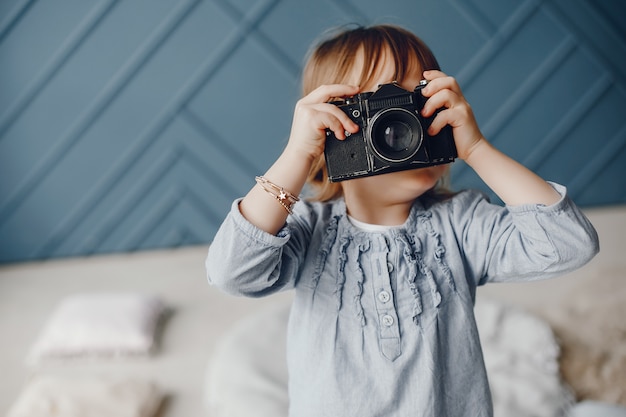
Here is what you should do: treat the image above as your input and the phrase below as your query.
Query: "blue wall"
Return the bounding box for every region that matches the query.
[1,0,625,263]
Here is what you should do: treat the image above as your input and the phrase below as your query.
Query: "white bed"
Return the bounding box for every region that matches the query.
[0,204,624,416]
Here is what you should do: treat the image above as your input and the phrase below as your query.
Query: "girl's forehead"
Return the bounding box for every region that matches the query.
[343,48,380,90]
[351,46,423,92]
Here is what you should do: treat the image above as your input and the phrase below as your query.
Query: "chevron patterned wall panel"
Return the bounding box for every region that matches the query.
[1,0,625,263]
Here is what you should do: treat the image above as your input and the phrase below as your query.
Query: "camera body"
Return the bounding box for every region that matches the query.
[324,81,457,182]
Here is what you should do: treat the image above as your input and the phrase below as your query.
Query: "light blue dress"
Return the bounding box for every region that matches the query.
[206,183,598,417]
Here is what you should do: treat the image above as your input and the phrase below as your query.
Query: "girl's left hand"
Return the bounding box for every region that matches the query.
[419,70,485,161]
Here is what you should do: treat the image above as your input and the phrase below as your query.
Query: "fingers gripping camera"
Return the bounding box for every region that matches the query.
[324,80,457,182]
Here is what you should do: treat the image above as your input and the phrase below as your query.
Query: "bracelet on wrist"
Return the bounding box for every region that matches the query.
[255,176,300,215]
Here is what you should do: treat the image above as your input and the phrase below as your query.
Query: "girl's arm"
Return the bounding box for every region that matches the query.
[207,84,359,295]
[239,84,359,235]
[420,70,560,207]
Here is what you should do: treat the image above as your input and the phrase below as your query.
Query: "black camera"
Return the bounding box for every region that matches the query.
[324,81,457,182]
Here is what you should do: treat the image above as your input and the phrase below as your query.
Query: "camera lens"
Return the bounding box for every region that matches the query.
[368,108,423,162]
[382,122,412,151]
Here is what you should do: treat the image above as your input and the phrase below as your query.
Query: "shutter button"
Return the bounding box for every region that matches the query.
[378,291,391,303]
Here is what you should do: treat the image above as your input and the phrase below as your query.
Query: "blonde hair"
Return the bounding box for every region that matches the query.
[302,24,452,202]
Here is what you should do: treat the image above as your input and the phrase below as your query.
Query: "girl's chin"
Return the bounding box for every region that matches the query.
[345,165,447,193]
[393,165,446,182]
[354,168,441,194]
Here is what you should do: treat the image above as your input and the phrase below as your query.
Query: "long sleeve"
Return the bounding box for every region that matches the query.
[206,199,313,297]
[451,182,599,286]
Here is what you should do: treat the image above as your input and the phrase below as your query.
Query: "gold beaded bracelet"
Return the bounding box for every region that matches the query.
[255,176,300,214]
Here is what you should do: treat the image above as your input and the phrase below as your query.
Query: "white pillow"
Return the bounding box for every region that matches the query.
[27,293,167,363]
[6,375,162,417]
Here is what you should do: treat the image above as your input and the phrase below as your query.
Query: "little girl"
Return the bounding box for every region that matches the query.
[206,25,599,416]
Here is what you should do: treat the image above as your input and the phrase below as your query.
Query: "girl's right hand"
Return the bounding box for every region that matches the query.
[286,84,361,162]
[239,84,360,235]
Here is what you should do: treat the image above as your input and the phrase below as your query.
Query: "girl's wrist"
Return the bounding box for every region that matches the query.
[460,136,490,166]
[263,145,315,194]
[282,141,318,168]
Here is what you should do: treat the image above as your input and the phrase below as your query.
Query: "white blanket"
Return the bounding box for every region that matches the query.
[476,299,573,417]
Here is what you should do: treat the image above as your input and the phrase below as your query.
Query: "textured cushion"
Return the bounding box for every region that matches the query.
[27,293,167,363]
[551,275,626,406]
